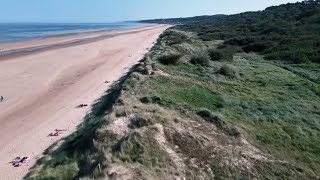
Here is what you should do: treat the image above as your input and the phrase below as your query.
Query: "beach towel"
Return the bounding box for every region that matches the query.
[0,98,9,102]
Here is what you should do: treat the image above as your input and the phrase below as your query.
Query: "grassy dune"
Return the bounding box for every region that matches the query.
[136,30,320,177]
[26,1,320,178]
[27,28,319,179]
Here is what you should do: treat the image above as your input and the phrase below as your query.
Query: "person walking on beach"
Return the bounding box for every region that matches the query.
[0,96,3,102]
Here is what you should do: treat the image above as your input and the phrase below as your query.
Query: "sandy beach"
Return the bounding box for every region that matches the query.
[0,24,169,180]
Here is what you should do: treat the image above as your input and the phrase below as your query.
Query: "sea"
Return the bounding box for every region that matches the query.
[0,22,146,44]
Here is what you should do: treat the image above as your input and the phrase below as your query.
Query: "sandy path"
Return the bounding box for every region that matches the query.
[0,24,169,180]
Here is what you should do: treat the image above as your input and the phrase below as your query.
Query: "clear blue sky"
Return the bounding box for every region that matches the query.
[0,0,300,23]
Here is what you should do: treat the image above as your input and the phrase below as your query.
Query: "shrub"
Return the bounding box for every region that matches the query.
[160,30,188,45]
[265,50,310,64]
[219,64,236,77]
[208,49,223,61]
[289,53,310,64]
[217,44,242,61]
[197,109,240,137]
[114,132,145,163]
[140,97,151,104]
[130,115,153,128]
[158,53,183,65]
[197,108,225,127]
[115,109,128,117]
[190,54,210,66]
[242,43,267,53]
[140,96,162,104]
[225,37,256,46]
[225,125,241,137]
[151,96,162,103]
[137,65,149,75]
[38,162,79,180]
[309,51,320,63]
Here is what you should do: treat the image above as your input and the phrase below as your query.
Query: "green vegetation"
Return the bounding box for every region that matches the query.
[190,54,210,66]
[113,130,169,167]
[141,0,320,64]
[159,29,189,45]
[142,76,223,110]
[133,16,320,177]
[208,49,222,61]
[218,64,236,77]
[28,1,320,179]
[158,53,182,65]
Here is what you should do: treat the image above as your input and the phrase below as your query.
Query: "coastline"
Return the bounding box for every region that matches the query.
[0,24,156,60]
[0,24,169,179]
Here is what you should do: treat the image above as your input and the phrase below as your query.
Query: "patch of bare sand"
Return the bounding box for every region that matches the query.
[154,124,186,175]
[159,110,276,179]
[106,118,130,139]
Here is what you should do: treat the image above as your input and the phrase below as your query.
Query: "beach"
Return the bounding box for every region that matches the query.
[0,24,169,179]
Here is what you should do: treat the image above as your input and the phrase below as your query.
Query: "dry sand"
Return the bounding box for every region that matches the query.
[0,24,169,180]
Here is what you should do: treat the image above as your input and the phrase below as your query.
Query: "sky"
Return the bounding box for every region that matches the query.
[0,0,300,23]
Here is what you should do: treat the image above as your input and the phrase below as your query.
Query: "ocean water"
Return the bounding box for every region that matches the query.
[0,22,145,43]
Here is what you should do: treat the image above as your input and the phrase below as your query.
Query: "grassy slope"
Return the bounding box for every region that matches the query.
[27,28,319,179]
[143,30,320,176]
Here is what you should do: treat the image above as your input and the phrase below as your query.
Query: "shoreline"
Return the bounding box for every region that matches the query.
[0,34,113,60]
[0,24,156,61]
[0,24,169,179]
[0,22,148,44]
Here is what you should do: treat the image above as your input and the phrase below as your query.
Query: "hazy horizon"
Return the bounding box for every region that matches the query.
[0,0,300,23]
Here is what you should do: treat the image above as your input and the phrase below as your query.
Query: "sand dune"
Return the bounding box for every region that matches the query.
[0,24,169,179]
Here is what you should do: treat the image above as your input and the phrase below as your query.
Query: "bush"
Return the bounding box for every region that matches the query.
[265,49,310,64]
[37,162,79,180]
[140,96,162,104]
[225,37,256,46]
[137,65,149,75]
[190,54,210,66]
[217,44,242,61]
[130,115,153,128]
[243,43,267,53]
[309,51,320,63]
[208,49,223,61]
[115,109,128,117]
[289,53,310,64]
[158,53,183,65]
[219,64,236,77]
[225,125,241,137]
[160,30,188,45]
[114,132,145,163]
[197,108,225,127]
[140,97,151,104]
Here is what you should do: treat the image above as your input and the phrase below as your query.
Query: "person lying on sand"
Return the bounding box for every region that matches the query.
[11,156,29,167]
[48,129,67,137]
[76,104,88,108]
[49,132,59,136]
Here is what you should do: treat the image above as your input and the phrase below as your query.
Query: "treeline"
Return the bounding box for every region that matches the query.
[141,0,320,63]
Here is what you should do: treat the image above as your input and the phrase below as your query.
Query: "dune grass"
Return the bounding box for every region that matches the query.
[140,76,223,111]
[131,29,320,178]
[152,51,320,175]
[26,26,320,179]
